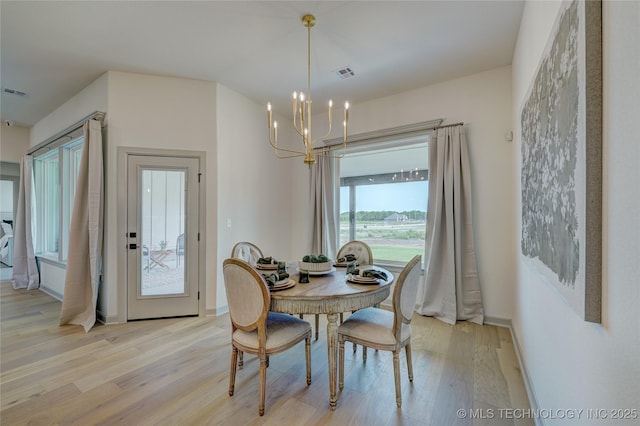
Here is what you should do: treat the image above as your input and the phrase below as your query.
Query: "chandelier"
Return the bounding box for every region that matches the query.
[392,168,426,182]
[267,14,349,167]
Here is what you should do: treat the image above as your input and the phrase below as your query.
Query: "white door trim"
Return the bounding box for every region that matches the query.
[116,147,206,323]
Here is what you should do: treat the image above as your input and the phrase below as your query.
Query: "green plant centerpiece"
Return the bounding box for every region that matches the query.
[299,254,332,272]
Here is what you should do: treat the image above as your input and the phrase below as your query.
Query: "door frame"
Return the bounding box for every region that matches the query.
[117,147,206,323]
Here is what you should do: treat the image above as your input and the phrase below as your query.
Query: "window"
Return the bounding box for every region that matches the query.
[33,136,83,262]
[339,138,429,264]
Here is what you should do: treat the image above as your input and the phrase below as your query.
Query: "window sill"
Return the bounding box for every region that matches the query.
[374,260,425,275]
[373,261,405,273]
[36,255,67,269]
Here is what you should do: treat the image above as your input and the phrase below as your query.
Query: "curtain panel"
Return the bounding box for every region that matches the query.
[11,155,40,290]
[417,125,484,325]
[59,119,104,332]
[310,155,339,259]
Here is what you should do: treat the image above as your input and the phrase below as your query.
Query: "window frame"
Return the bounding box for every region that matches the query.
[337,134,430,267]
[33,149,60,259]
[33,135,84,264]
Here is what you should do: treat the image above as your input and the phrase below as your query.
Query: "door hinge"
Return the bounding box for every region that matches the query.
[198,173,202,183]
[198,291,200,300]
[197,232,200,242]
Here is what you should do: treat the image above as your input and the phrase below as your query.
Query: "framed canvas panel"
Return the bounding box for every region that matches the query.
[520,0,602,322]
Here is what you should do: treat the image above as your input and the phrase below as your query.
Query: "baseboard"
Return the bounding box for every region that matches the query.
[206,305,228,316]
[95,310,121,325]
[483,315,512,328]
[39,285,63,301]
[484,316,542,426]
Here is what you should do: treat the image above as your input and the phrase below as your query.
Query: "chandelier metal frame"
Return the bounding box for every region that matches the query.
[267,14,349,167]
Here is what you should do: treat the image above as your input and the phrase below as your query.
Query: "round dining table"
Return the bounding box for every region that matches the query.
[269,266,394,410]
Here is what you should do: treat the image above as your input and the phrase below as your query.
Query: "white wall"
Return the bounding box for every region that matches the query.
[25,68,302,319]
[29,74,109,147]
[106,71,217,321]
[290,66,516,320]
[27,70,221,321]
[1,123,30,162]
[0,124,28,228]
[26,73,108,299]
[215,84,296,312]
[512,1,640,423]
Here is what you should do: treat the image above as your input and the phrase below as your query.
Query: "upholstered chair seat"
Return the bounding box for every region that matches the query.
[232,312,312,352]
[337,308,411,347]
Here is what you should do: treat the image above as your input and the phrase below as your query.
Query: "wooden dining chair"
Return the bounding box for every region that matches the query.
[337,254,422,408]
[231,241,264,265]
[336,240,374,347]
[230,241,266,368]
[337,240,373,266]
[223,258,312,416]
[175,233,185,266]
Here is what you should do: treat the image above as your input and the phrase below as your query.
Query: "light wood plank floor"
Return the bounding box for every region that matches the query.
[1,281,532,425]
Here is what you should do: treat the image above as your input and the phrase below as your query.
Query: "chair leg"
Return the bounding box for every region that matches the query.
[305,336,312,385]
[315,314,319,340]
[348,311,356,353]
[405,342,414,382]
[259,353,267,416]
[393,351,401,407]
[229,346,238,396]
[338,338,345,390]
[238,351,244,369]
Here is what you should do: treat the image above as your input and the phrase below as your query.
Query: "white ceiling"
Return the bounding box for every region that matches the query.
[0,1,524,128]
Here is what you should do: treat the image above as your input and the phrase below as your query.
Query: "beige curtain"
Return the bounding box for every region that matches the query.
[11,155,40,290]
[310,155,339,259]
[60,119,104,332]
[417,125,484,324]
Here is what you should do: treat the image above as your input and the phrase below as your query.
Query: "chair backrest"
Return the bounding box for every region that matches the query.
[337,240,373,265]
[392,255,422,333]
[231,242,264,266]
[176,234,185,254]
[223,258,270,332]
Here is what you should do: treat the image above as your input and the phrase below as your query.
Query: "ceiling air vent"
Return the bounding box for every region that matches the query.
[2,88,27,97]
[335,67,355,80]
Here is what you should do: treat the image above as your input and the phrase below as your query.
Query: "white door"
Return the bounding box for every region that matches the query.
[127,155,200,320]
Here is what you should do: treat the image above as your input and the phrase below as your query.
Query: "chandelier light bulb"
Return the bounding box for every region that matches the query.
[266,13,350,167]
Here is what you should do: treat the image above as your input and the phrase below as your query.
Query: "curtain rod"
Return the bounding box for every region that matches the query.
[434,122,464,129]
[27,111,105,155]
[319,119,444,150]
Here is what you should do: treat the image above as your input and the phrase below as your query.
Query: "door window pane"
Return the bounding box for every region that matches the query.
[140,169,186,296]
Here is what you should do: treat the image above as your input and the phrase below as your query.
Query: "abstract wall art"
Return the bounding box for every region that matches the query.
[520,0,602,322]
